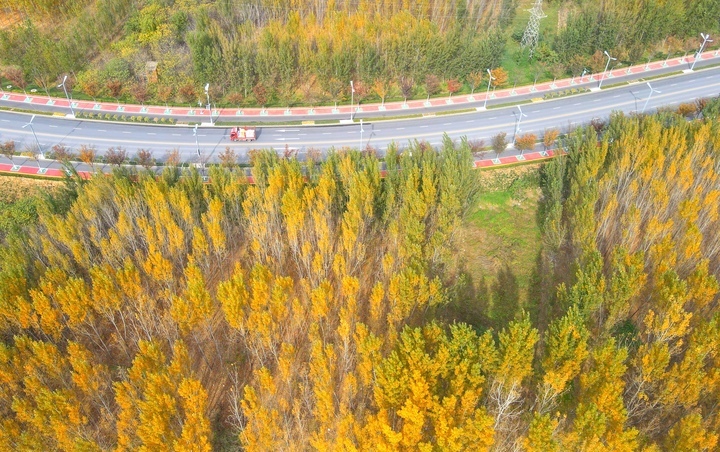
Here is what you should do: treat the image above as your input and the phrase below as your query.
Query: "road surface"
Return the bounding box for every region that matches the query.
[0,66,719,166]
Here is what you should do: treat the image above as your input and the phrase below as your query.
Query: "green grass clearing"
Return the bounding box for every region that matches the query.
[451,164,543,327]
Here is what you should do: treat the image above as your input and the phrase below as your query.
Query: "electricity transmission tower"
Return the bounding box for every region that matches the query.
[521,0,546,58]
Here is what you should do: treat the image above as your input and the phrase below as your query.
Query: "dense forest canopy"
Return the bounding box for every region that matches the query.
[1,0,718,106]
[1,0,720,449]
[1,102,720,449]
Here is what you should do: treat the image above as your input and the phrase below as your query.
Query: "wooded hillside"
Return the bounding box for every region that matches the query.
[1,106,719,449]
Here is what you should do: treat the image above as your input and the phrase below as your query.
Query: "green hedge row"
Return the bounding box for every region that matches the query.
[75,112,176,125]
[543,88,590,100]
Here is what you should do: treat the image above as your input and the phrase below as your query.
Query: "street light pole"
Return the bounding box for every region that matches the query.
[483,69,495,109]
[514,105,527,144]
[598,51,617,89]
[193,124,200,157]
[350,80,355,121]
[641,82,661,114]
[57,75,75,117]
[690,33,713,71]
[359,119,364,151]
[204,83,212,125]
[22,115,43,164]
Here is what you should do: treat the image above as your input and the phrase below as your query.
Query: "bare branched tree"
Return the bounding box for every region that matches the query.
[106,146,127,166]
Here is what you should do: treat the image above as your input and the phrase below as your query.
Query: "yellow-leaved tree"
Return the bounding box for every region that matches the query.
[362,322,496,451]
[114,340,211,451]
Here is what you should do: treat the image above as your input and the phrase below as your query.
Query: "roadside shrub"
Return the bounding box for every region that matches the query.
[78,145,97,165]
[105,146,127,166]
[1,140,16,158]
[590,117,606,133]
[515,132,537,153]
[136,149,154,168]
[676,102,697,118]
[51,144,74,161]
[467,138,486,157]
[491,132,508,157]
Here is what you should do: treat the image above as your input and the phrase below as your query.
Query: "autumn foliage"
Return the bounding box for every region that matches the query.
[536,111,720,449]
[1,109,720,449]
[0,138,481,449]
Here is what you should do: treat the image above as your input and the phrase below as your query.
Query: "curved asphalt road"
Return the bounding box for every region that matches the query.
[0,67,719,166]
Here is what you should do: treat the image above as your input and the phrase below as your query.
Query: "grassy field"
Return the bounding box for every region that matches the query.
[0,174,60,204]
[0,175,60,203]
[0,175,61,237]
[449,164,543,328]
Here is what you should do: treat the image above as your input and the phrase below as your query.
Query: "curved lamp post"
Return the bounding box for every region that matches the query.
[690,33,713,71]
[350,80,355,120]
[204,83,214,125]
[22,115,43,164]
[483,69,495,109]
[641,82,661,114]
[193,124,200,157]
[514,105,528,145]
[598,51,617,89]
[57,75,75,117]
